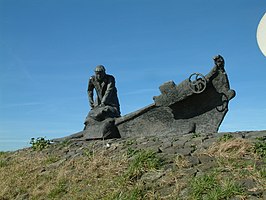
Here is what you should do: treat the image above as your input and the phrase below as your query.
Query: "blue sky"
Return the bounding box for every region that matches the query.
[0,0,265,151]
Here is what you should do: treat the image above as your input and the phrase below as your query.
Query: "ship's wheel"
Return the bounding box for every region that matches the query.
[188,73,207,94]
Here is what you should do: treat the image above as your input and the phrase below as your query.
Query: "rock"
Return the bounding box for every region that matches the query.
[185,156,200,167]
[172,140,187,148]
[140,171,165,183]
[156,186,176,198]
[176,147,194,156]
[237,178,263,196]
[196,161,218,173]
[4,129,266,200]
[197,154,215,164]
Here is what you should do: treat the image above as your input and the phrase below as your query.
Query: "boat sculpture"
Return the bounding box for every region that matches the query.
[53,55,236,141]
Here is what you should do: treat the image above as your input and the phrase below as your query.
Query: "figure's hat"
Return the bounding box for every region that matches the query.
[94,65,106,73]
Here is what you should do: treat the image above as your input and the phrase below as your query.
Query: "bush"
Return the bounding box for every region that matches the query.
[30,137,50,151]
[253,136,266,158]
[219,134,234,142]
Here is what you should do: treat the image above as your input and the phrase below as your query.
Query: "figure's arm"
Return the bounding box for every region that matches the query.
[101,76,115,105]
[87,77,95,108]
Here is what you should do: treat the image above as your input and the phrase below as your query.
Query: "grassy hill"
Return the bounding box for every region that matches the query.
[0,131,265,199]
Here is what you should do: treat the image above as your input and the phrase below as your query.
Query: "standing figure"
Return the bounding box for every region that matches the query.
[84,65,120,127]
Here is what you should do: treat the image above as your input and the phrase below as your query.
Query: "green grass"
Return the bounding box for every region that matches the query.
[59,140,71,147]
[110,184,147,200]
[127,147,139,157]
[124,149,164,181]
[0,159,9,168]
[259,168,266,178]
[48,179,68,198]
[0,152,9,168]
[125,139,136,146]
[44,155,60,164]
[83,148,94,158]
[189,172,244,200]
[1,136,265,199]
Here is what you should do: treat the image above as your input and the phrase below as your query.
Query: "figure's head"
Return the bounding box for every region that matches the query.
[94,65,106,81]
[213,55,224,69]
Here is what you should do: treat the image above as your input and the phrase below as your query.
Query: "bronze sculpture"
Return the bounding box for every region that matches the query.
[84,65,120,129]
[53,55,236,142]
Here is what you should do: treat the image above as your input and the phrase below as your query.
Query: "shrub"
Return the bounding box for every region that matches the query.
[253,136,266,158]
[0,151,7,156]
[0,159,8,168]
[30,137,50,151]
[192,132,201,138]
[219,134,234,142]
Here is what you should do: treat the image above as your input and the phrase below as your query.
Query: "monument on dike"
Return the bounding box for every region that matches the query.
[54,55,236,142]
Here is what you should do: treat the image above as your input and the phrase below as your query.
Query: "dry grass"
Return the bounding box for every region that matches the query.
[201,138,266,196]
[206,138,253,159]
[0,136,265,199]
[0,147,129,199]
[0,145,170,199]
[174,155,189,169]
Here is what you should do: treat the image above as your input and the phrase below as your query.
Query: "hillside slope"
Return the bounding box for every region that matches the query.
[0,131,266,200]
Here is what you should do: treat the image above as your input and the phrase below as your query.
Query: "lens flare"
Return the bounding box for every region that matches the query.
[257,13,266,57]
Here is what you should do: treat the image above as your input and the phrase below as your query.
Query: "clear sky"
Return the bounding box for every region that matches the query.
[1,0,266,151]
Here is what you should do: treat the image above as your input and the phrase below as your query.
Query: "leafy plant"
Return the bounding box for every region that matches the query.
[253,137,266,158]
[30,137,51,151]
[0,159,8,168]
[125,139,135,146]
[83,149,94,158]
[0,152,8,167]
[192,132,201,138]
[0,151,7,156]
[219,134,234,142]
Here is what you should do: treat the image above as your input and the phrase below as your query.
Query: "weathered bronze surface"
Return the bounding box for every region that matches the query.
[53,55,235,142]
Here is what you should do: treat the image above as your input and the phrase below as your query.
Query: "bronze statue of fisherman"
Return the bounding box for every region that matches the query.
[84,65,121,129]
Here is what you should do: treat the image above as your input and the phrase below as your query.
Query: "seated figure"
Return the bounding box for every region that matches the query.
[84,65,120,129]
